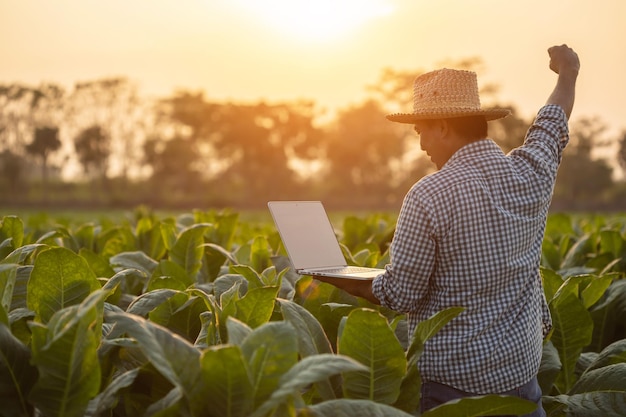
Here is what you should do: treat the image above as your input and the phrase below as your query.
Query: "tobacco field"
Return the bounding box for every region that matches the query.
[1,209,626,417]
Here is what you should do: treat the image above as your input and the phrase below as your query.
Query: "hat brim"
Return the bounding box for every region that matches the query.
[386,108,511,123]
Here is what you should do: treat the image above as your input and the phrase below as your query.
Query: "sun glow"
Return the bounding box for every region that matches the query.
[234,0,394,42]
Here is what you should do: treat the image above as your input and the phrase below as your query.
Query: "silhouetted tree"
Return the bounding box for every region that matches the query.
[74,125,110,182]
[210,101,323,204]
[617,131,626,177]
[142,135,204,205]
[0,149,25,198]
[160,92,324,206]
[25,126,61,188]
[324,100,410,207]
[67,77,144,180]
[554,117,614,209]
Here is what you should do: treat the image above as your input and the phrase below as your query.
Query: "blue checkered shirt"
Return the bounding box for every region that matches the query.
[372,105,569,394]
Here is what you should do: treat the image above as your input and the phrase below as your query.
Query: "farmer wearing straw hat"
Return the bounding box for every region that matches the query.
[317,44,579,416]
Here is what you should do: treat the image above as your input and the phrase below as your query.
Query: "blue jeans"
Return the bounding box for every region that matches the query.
[420,376,545,417]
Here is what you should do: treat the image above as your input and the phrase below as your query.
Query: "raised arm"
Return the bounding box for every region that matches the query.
[546,44,580,119]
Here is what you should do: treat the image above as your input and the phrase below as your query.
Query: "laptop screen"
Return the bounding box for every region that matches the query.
[268,201,347,270]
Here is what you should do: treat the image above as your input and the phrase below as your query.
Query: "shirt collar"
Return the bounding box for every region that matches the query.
[442,139,501,170]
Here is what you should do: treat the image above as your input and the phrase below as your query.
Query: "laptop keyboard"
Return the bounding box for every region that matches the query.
[321,266,379,274]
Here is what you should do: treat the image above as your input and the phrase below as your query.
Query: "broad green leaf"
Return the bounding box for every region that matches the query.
[149,259,192,289]
[584,339,626,373]
[169,223,211,280]
[570,363,626,394]
[545,213,574,239]
[250,235,272,273]
[395,306,464,413]
[29,290,106,417]
[537,340,561,394]
[241,321,299,409]
[27,247,101,323]
[549,286,594,392]
[278,298,338,400]
[7,307,34,345]
[110,250,159,277]
[85,368,139,417]
[338,308,406,404]
[136,217,167,260]
[1,243,46,265]
[422,395,537,417]
[206,210,238,248]
[160,220,178,251]
[126,289,179,316]
[543,391,626,417]
[599,229,624,259]
[97,226,137,259]
[194,310,215,348]
[300,398,414,417]
[541,239,561,270]
[214,274,247,301]
[278,298,333,357]
[79,248,116,278]
[200,243,237,280]
[144,386,184,417]
[251,354,367,417]
[0,263,17,313]
[234,286,279,328]
[295,276,362,350]
[589,280,626,352]
[9,266,31,311]
[540,267,563,303]
[230,264,265,289]
[0,216,24,259]
[580,273,616,309]
[0,303,6,326]
[73,223,96,252]
[225,316,252,345]
[151,294,206,342]
[0,322,38,417]
[560,234,592,270]
[201,344,253,417]
[105,311,205,415]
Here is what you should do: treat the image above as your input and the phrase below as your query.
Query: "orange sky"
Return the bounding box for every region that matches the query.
[1,0,625,139]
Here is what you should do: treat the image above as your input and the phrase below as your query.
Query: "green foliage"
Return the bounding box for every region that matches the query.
[0,210,624,417]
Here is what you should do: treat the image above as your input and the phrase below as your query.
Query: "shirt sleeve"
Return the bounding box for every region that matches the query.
[372,189,436,312]
[509,104,570,179]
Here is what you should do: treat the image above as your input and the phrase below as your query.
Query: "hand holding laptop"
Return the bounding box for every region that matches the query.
[268,201,384,304]
[312,274,380,304]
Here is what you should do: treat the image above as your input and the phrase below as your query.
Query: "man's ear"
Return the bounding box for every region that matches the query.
[435,119,450,140]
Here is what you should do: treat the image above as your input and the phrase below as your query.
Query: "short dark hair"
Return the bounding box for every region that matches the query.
[444,116,488,142]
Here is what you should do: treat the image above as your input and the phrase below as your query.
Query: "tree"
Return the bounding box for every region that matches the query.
[66,77,145,180]
[160,92,325,206]
[210,101,324,205]
[553,117,614,210]
[617,130,626,177]
[25,126,61,187]
[74,125,110,182]
[142,135,205,206]
[0,149,25,198]
[323,100,411,208]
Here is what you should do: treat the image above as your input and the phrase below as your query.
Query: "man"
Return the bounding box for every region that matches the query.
[316,44,579,416]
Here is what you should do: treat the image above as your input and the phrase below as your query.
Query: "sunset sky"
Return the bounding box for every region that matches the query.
[1,0,625,137]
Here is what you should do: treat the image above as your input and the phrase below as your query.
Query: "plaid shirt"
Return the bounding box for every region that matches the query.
[372,105,569,394]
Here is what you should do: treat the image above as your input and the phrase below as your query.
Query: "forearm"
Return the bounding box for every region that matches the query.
[545,44,580,120]
[546,69,578,119]
[313,275,380,305]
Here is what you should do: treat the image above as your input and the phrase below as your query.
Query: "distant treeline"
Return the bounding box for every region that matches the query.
[1,61,625,212]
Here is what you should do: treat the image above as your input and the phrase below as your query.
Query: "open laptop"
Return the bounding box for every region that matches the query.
[268,201,385,280]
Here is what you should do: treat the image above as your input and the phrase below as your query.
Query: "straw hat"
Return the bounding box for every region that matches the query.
[386,68,510,123]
